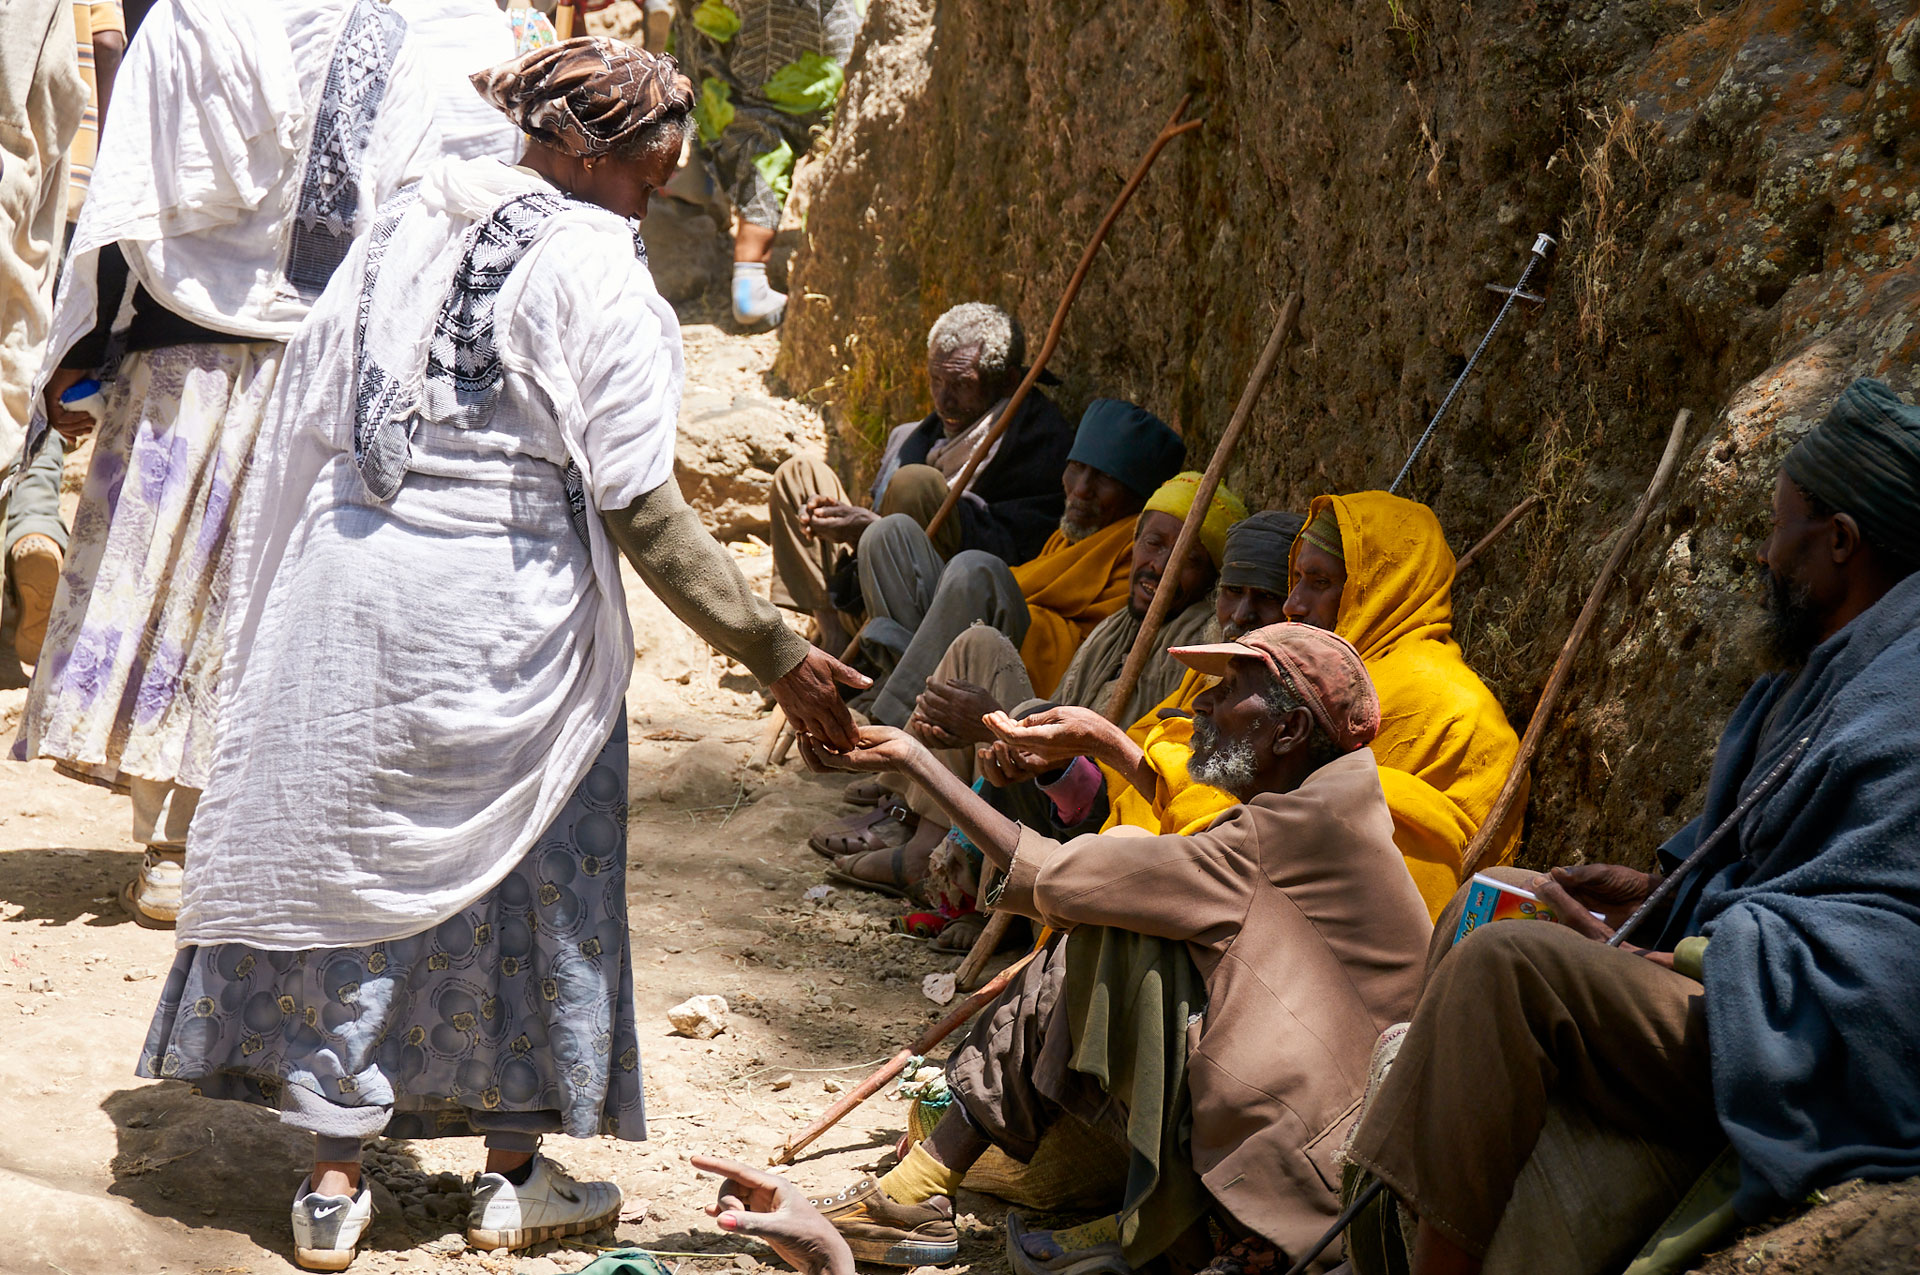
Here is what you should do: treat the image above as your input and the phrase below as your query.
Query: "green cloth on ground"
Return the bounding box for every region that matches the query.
[567,1250,672,1275]
[762,51,845,115]
[1061,925,1210,1265]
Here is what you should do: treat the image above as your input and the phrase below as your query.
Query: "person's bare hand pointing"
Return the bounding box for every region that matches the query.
[692,1155,854,1275]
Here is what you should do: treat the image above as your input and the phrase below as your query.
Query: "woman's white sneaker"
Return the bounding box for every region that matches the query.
[466,1157,620,1251]
[291,1177,374,1271]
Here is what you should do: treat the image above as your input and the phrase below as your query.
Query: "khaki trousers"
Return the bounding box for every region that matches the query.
[768,458,956,614]
[1344,872,1722,1258]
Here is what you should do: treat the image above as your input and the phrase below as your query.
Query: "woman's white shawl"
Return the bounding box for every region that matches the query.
[176,159,682,950]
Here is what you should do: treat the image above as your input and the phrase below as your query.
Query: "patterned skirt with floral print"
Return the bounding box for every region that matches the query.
[137,721,646,1142]
[13,341,281,792]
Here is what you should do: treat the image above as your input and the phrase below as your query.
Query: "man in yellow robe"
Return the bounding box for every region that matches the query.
[855,398,1188,727]
[995,494,1523,918]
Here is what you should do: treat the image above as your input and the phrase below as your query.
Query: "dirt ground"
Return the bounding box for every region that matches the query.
[0,322,1020,1275]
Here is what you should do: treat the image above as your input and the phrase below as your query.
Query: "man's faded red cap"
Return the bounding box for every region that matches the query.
[1170,622,1380,753]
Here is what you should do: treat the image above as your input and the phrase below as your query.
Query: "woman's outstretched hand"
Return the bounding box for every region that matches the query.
[692,1155,854,1275]
[770,647,870,752]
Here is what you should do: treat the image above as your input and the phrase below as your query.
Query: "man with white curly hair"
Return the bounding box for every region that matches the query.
[768,301,1074,651]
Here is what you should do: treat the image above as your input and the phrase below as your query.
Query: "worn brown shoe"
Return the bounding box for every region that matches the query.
[808,1177,959,1266]
[8,533,61,665]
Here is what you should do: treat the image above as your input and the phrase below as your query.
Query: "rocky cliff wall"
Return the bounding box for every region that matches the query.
[776,0,1920,868]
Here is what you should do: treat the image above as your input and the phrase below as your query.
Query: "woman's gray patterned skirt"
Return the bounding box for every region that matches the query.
[136,720,645,1142]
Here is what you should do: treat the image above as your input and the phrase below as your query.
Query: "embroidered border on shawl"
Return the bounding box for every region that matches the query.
[353,190,648,549]
[288,0,409,300]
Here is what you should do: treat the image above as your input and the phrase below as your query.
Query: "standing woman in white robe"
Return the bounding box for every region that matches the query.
[135,38,866,1272]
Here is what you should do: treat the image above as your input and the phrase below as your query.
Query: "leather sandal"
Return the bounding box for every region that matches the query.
[842,776,893,807]
[809,1177,958,1267]
[809,801,915,860]
[825,844,922,901]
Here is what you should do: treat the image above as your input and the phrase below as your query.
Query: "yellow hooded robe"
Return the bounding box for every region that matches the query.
[1301,492,1525,914]
[1102,493,1525,919]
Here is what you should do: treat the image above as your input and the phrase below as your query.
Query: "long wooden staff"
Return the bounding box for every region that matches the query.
[762,95,1204,766]
[1456,408,1692,882]
[771,946,1042,1166]
[1099,292,1302,723]
[951,292,1303,989]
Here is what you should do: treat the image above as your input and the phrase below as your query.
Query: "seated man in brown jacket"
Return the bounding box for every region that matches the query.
[798,624,1434,1271]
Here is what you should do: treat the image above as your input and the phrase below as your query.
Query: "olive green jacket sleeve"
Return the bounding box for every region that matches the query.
[603,481,811,686]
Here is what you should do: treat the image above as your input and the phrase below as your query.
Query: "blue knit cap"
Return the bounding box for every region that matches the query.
[1066,399,1187,500]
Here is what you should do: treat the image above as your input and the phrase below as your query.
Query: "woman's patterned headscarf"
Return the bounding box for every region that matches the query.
[471,37,695,159]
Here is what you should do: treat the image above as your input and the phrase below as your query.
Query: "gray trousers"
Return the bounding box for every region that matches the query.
[858,513,1030,727]
[5,434,68,555]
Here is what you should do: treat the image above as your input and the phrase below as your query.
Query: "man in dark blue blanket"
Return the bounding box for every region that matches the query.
[1344,377,1920,1275]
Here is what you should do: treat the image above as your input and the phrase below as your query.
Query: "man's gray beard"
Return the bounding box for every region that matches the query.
[1060,514,1100,544]
[1189,713,1259,801]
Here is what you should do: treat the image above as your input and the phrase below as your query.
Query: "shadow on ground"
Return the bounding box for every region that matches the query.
[0,846,140,926]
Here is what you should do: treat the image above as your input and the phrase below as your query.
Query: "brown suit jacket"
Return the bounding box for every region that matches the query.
[994,748,1432,1259]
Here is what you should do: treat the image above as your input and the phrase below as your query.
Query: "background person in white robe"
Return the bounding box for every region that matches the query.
[11,0,443,928]
[135,39,864,1272]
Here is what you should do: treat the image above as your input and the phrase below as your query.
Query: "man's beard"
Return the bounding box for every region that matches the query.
[1758,567,1823,669]
[1060,502,1103,544]
[1189,713,1259,801]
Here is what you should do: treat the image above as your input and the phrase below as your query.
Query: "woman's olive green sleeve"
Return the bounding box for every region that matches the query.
[602,481,811,686]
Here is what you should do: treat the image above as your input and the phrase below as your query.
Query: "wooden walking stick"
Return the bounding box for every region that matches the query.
[1454,493,1543,576]
[763,95,1205,767]
[771,945,1043,1166]
[1099,291,1302,724]
[949,291,1303,989]
[1456,408,1693,883]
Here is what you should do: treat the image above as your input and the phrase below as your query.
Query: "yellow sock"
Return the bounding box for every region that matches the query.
[877,1143,966,1204]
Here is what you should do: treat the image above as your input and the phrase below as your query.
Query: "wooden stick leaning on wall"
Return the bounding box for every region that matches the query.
[1454,493,1543,576]
[771,945,1043,1167]
[1456,408,1693,884]
[1099,292,1303,723]
[952,291,1303,991]
[764,95,1205,767]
